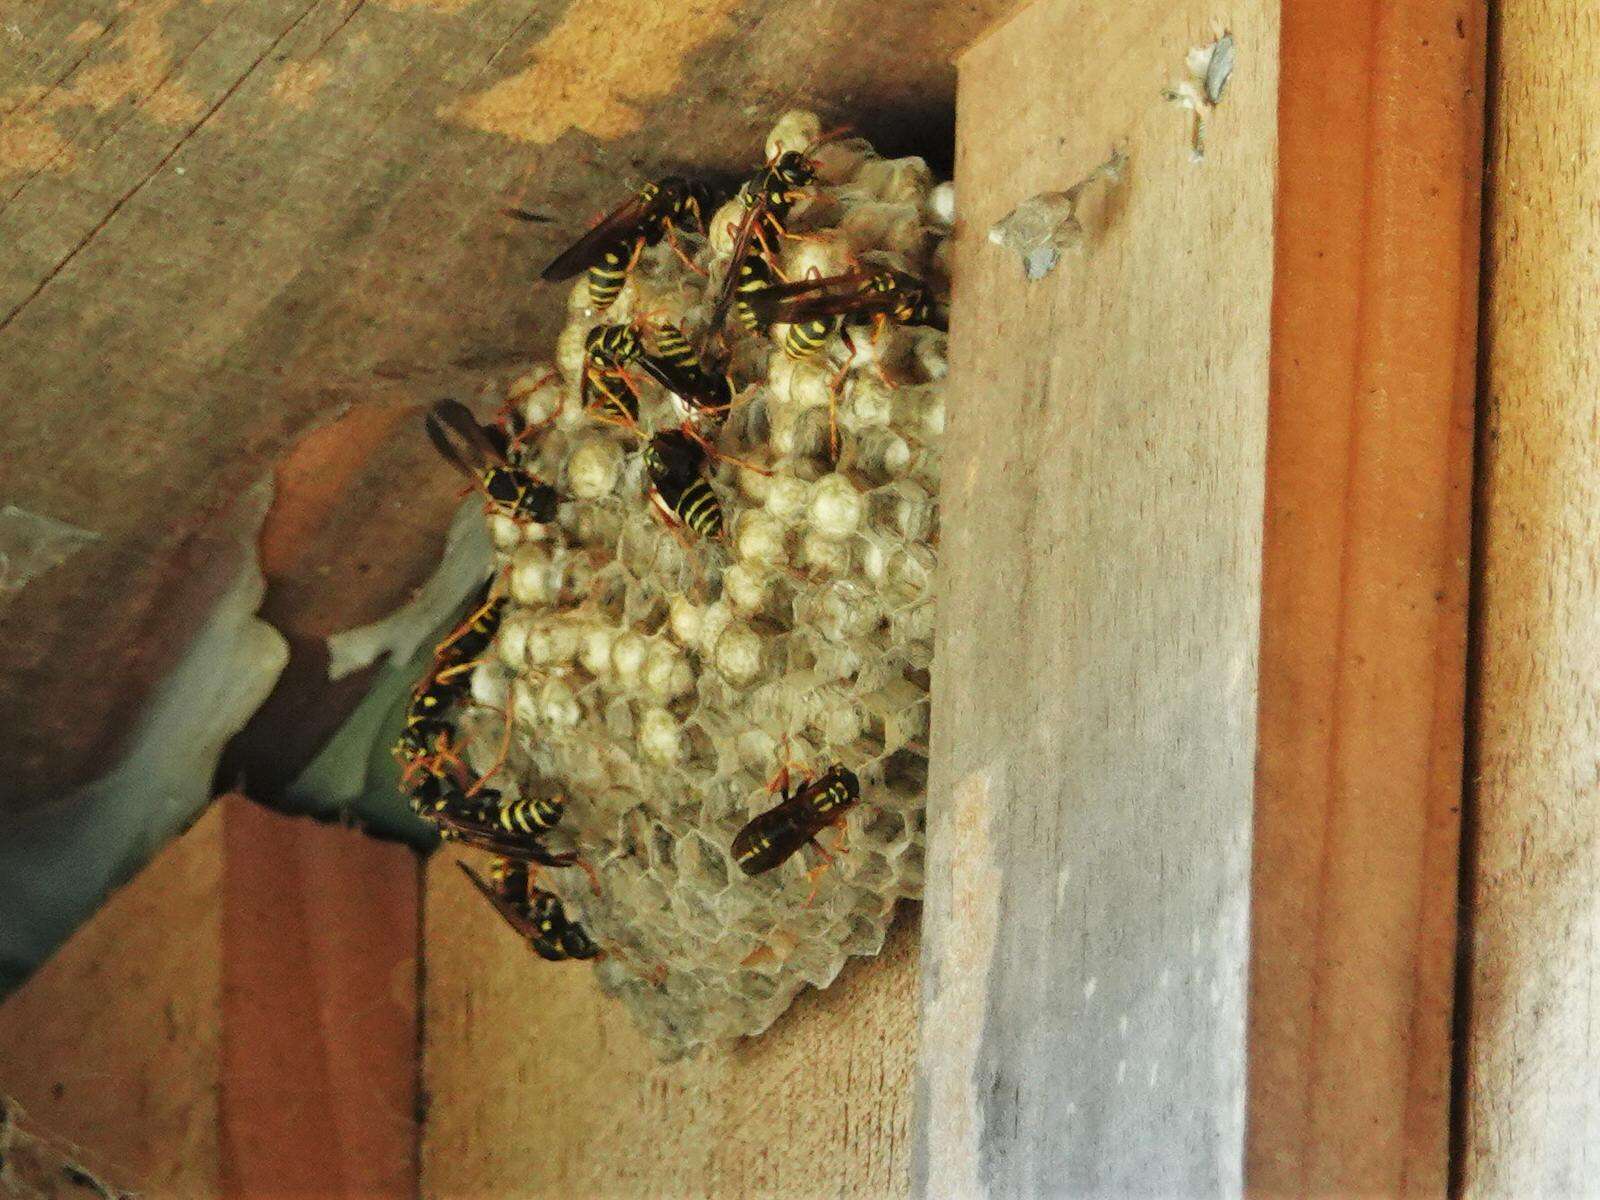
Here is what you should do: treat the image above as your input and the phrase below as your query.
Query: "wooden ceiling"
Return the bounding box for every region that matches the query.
[0,0,1016,809]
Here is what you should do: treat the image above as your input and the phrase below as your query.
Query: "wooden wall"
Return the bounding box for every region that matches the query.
[916,1,1277,1194]
[1461,1,1600,1192]
[0,797,418,1199]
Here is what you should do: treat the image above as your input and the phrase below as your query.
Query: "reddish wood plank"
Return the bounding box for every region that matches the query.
[220,796,419,1198]
[1246,0,1485,1193]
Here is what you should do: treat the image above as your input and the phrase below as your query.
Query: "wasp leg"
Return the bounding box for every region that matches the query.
[801,834,840,909]
[664,225,708,276]
[464,701,515,797]
[677,419,772,478]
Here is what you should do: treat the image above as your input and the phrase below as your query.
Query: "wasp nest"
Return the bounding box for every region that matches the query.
[456,112,950,1056]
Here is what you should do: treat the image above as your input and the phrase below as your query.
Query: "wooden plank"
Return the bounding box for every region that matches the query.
[0,0,1021,813]
[0,797,420,1198]
[1245,0,1485,1194]
[420,856,919,1197]
[1461,2,1600,1193]
[0,805,226,1196]
[219,796,419,1198]
[913,2,1277,1195]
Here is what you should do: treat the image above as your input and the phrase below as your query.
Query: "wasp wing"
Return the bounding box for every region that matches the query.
[704,191,775,348]
[538,190,655,282]
[456,861,548,942]
[424,399,502,477]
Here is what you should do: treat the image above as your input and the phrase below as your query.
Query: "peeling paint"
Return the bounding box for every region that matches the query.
[439,0,743,144]
[0,0,207,181]
[0,506,99,594]
[1164,30,1235,161]
[326,498,491,680]
[65,19,107,44]
[0,480,287,997]
[986,149,1126,280]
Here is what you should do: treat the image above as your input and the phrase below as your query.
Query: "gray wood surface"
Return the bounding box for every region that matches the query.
[914,1,1278,1194]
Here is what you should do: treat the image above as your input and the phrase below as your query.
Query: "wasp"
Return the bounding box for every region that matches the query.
[732,761,861,876]
[703,140,839,348]
[409,760,580,868]
[642,428,724,540]
[536,176,714,311]
[426,399,558,524]
[436,589,506,668]
[458,859,601,961]
[645,322,734,418]
[745,267,945,360]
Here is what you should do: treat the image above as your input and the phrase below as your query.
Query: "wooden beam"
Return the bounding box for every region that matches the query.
[420,859,920,1196]
[1246,0,1485,1194]
[0,0,1021,812]
[0,797,419,1198]
[913,1,1277,1194]
[0,805,226,1196]
[219,797,419,1198]
[1461,1,1600,1192]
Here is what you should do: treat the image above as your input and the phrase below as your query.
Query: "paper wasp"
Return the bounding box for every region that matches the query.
[642,428,724,541]
[732,760,861,876]
[745,267,945,359]
[583,321,733,426]
[425,399,558,525]
[704,134,849,349]
[536,176,714,311]
[458,859,600,961]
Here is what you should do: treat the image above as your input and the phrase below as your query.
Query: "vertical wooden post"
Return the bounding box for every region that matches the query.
[1247,0,1485,1194]
[914,1,1278,1193]
[1462,2,1600,1193]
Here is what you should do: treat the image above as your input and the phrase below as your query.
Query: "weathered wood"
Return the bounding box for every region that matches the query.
[0,796,419,1198]
[0,804,225,1196]
[913,1,1277,1194]
[1461,3,1600,1193]
[420,855,920,1198]
[0,0,1018,811]
[219,796,419,1198]
[1245,1,1485,1194]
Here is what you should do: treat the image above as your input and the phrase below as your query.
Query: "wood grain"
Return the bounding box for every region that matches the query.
[219,796,419,1198]
[914,1,1278,1194]
[0,804,226,1196]
[0,796,420,1198]
[0,0,1018,812]
[1461,3,1600,1193]
[421,855,920,1198]
[1245,0,1485,1194]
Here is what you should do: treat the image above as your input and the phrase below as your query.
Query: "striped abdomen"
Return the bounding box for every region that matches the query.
[655,473,723,539]
[782,315,839,360]
[585,238,636,311]
[651,322,700,372]
[485,794,565,837]
[732,257,775,334]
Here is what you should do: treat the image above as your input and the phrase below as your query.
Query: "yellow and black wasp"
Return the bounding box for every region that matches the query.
[534,176,714,311]
[744,266,946,359]
[732,760,861,877]
[457,859,600,961]
[582,321,734,427]
[425,399,559,525]
[703,135,849,349]
[642,428,724,541]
